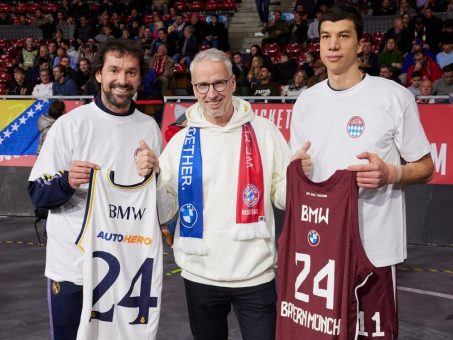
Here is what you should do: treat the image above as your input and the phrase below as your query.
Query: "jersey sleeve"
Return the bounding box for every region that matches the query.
[28,171,75,209]
[28,116,78,209]
[394,96,431,162]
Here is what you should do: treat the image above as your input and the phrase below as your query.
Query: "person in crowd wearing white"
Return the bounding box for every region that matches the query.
[32,69,53,98]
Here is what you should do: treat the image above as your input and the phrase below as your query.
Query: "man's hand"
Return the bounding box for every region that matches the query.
[68,161,100,189]
[135,139,159,177]
[292,141,312,177]
[347,152,391,188]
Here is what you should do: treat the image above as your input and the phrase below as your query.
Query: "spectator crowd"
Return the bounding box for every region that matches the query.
[0,0,451,100]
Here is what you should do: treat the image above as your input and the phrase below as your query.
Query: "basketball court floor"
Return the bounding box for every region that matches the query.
[1,216,452,339]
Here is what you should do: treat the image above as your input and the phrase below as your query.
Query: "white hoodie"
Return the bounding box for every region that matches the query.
[158,97,291,287]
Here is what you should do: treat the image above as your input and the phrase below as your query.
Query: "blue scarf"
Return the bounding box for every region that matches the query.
[176,124,270,256]
[176,127,208,255]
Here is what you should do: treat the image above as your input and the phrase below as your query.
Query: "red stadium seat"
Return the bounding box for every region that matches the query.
[296,52,307,66]
[0,3,11,13]
[174,1,186,12]
[174,63,188,74]
[42,3,58,14]
[143,15,153,25]
[220,0,236,11]
[373,31,384,44]
[188,1,204,12]
[7,46,20,59]
[198,15,206,22]
[0,83,7,95]
[0,39,9,49]
[184,14,191,23]
[28,3,41,14]
[205,1,219,12]
[25,16,34,25]
[33,39,45,47]
[362,32,372,42]
[285,43,303,58]
[262,43,280,56]
[11,39,25,49]
[0,72,11,83]
[14,3,28,14]
[307,42,320,52]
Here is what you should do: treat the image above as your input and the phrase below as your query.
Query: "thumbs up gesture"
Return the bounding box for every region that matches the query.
[135,139,160,177]
[292,141,312,177]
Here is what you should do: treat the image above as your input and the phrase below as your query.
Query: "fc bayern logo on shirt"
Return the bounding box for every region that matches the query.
[347,116,365,138]
[242,184,260,208]
[308,230,320,247]
[179,203,198,229]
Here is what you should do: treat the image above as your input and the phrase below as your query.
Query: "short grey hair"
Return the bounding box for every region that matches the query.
[189,48,233,77]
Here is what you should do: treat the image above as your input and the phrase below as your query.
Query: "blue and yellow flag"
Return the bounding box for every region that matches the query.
[0,99,51,156]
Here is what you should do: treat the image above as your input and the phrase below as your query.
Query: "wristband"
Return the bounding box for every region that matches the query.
[386,164,402,185]
[395,165,403,184]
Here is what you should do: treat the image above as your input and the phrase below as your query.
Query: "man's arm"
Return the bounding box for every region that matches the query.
[398,153,434,185]
[347,152,434,188]
[28,171,75,209]
[28,160,100,209]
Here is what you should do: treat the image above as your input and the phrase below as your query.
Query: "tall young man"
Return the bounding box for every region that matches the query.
[289,5,433,339]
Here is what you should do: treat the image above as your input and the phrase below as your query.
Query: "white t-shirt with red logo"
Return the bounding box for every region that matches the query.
[290,75,431,267]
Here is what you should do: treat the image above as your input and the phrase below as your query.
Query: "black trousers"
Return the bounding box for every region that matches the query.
[184,278,277,340]
[48,279,83,340]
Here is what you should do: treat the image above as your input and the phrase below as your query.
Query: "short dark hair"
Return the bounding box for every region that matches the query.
[411,71,422,78]
[38,57,50,66]
[79,57,91,66]
[53,64,66,74]
[380,64,393,72]
[442,63,453,73]
[13,66,25,74]
[48,100,66,119]
[319,4,364,40]
[93,40,146,78]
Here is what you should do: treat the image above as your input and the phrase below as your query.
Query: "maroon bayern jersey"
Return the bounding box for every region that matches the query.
[277,161,374,339]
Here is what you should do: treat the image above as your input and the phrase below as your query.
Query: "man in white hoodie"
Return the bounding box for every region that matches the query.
[137,48,292,340]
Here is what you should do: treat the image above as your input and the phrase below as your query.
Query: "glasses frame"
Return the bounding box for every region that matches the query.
[192,76,233,94]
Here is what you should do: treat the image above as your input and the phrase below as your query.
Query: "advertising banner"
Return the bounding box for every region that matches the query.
[162,102,452,184]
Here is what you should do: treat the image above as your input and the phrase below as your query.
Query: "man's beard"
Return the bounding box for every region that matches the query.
[104,84,135,109]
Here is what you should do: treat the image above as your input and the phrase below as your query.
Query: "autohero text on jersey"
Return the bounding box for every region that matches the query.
[96,230,153,245]
[280,301,341,335]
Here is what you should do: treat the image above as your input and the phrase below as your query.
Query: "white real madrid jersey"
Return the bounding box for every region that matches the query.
[76,169,162,340]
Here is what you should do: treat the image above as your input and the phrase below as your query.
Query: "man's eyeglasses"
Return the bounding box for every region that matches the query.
[192,76,232,94]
